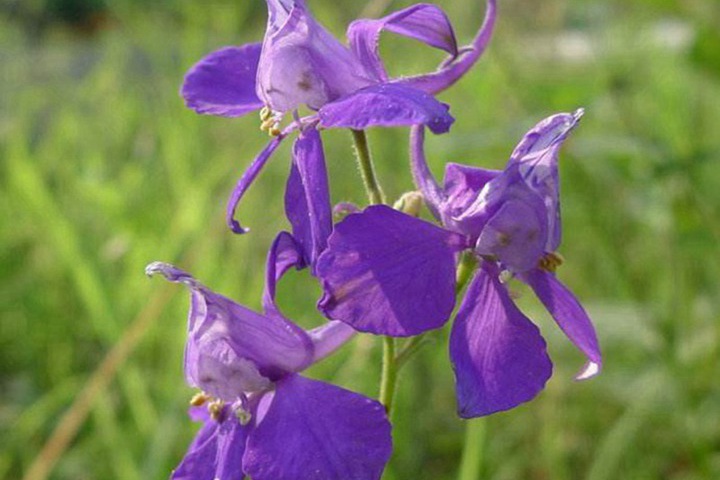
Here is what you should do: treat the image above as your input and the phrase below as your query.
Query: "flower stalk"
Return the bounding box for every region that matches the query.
[352,129,386,205]
[379,337,397,413]
[458,419,486,480]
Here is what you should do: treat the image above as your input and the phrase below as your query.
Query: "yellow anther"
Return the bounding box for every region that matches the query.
[268,125,282,137]
[189,392,210,407]
[260,106,271,122]
[208,399,225,421]
[260,117,277,131]
[538,252,564,272]
[235,408,252,426]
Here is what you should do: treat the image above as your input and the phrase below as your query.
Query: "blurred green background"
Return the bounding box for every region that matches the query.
[2,0,719,478]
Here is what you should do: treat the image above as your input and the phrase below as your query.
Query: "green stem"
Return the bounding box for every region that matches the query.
[394,335,428,369]
[378,337,397,413]
[456,252,478,294]
[351,130,396,412]
[351,129,385,205]
[458,419,486,480]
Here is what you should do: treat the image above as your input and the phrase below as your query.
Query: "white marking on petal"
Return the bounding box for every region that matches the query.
[575,361,600,381]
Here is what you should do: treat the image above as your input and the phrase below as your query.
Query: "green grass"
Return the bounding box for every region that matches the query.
[1,0,720,478]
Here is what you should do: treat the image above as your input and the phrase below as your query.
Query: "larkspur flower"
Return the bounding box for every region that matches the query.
[181,0,497,253]
[315,111,602,417]
[146,232,392,479]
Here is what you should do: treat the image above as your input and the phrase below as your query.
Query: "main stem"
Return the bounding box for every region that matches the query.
[351,129,396,413]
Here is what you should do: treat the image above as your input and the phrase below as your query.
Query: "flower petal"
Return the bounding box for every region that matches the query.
[172,415,249,480]
[266,0,305,31]
[243,375,392,480]
[474,197,547,272]
[508,109,583,251]
[316,205,467,337]
[318,83,454,134]
[262,231,307,318]
[258,0,374,112]
[347,4,458,81]
[181,44,264,117]
[172,420,220,480]
[306,320,357,363]
[284,127,332,271]
[449,264,553,417]
[394,0,497,94]
[226,131,289,234]
[146,262,313,397]
[409,125,444,219]
[521,268,602,380]
[441,162,499,220]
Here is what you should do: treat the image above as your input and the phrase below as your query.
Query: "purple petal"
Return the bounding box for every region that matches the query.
[307,320,357,363]
[226,132,288,234]
[181,44,263,117]
[444,151,556,272]
[266,0,306,31]
[394,0,497,94]
[507,109,583,251]
[188,405,210,423]
[316,205,467,337]
[243,375,392,480]
[257,0,375,112]
[409,125,444,219]
[146,262,313,398]
[318,83,454,134]
[347,4,458,81]
[172,420,220,480]
[284,127,332,270]
[262,231,307,318]
[521,268,602,380]
[172,414,249,480]
[450,264,553,417]
[441,162,499,221]
[474,198,547,273]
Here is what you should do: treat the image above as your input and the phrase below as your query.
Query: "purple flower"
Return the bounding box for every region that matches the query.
[181,0,497,242]
[146,232,392,479]
[315,111,602,417]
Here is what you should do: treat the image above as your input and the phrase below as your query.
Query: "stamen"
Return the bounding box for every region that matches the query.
[208,399,225,421]
[189,392,210,407]
[260,117,277,131]
[235,407,253,426]
[259,107,283,137]
[538,252,564,272]
[259,106,272,122]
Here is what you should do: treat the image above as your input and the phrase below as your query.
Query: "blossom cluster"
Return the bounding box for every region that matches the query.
[146,0,601,478]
